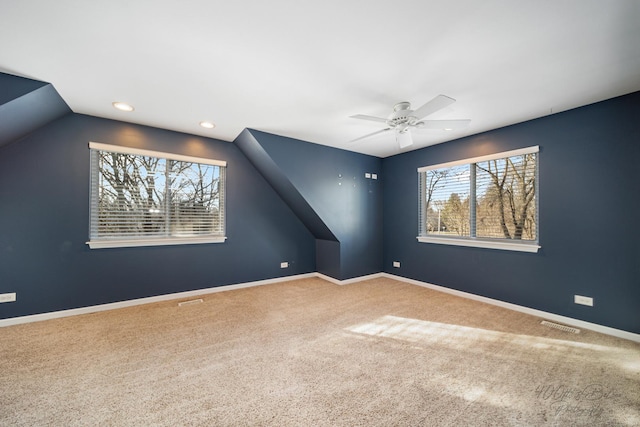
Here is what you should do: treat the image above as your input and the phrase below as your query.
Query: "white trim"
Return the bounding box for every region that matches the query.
[417,236,540,253]
[0,273,316,328]
[87,236,227,249]
[88,141,227,167]
[1,271,637,344]
[315,272,385,285]
[381,273,640,343]
[417,145,539,172]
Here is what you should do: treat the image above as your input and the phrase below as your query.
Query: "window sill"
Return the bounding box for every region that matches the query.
[416,236,540,253]
[87,236,227,249]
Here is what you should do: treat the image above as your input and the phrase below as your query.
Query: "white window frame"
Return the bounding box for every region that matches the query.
[87,142,227,249]
[417,146,540,253]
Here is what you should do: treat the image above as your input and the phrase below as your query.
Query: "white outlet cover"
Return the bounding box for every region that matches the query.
[280,262,289,268]
[574,295,593,306]
[393,261,400,268]
[0,293,17,303]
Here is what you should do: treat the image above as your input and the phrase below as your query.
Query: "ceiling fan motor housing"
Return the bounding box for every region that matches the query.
[389,102,419,129]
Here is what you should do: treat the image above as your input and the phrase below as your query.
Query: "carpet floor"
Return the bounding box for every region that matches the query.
[1,277,638,426]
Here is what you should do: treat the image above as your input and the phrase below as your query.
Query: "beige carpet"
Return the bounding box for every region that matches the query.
[1,277,638,426]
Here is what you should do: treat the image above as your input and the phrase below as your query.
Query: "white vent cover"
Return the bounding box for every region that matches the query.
[541,320,580,334]
[178,298,204,307]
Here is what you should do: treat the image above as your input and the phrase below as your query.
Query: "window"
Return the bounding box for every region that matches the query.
[88,142,226,249]
[418,146,539,253]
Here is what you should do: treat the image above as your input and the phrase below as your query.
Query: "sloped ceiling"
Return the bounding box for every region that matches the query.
[234,129,338,242]
[1,1,639,157]
[0,73,70,148]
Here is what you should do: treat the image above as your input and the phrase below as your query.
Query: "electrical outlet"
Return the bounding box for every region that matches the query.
[365,173,371,178]
[0,293,16,303]
[280,262,289,268]
[393,261,400,268]
[574,295,593,306]
[372,174,378,180]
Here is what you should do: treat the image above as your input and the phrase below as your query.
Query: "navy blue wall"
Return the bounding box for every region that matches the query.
[245,130,383,280]
[1,88,638,335]
[383,92,640,334]
[0,114,315,319]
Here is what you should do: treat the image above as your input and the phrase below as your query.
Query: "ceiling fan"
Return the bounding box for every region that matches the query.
[349,95,470,149]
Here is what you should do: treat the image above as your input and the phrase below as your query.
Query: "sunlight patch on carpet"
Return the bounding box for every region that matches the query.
[346,315,624,355]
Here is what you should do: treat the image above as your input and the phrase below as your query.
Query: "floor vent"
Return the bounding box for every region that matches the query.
[178,298,204,307]
[541,320,580,334]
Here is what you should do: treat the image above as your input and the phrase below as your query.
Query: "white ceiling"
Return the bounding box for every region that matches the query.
[1,0,639,157]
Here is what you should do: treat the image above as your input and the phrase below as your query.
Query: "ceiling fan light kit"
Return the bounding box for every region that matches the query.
[396,129,413,149]
[350,94,470,149]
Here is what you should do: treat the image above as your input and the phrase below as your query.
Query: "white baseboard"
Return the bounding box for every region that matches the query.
[2,271,638,343]
[316,272,385,285]
[0,273,316,328]
[381,273,640,344]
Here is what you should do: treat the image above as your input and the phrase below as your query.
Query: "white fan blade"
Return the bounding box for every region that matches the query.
[349,114,389,124]
[349,128,392,143]
[417,119,471,130]
[413,95,456,120]
[396,131,413,149]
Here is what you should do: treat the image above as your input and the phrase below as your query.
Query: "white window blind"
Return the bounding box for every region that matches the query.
[418,146,539,252]
[88,142,226,248]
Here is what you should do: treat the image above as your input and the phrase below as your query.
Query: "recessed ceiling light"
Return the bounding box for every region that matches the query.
[443,128,453,131]
[112,102,134,112]
[199,121,216,129]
